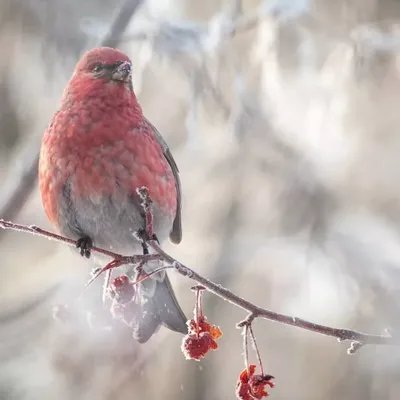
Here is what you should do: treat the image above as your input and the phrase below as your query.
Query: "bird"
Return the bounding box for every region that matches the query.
[39,47,187,343]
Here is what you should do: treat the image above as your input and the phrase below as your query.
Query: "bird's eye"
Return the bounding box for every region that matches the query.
[92,64,103,73]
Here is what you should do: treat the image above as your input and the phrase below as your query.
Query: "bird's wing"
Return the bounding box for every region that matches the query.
[143,117,182,244]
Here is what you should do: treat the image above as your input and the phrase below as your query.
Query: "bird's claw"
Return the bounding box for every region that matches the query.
[76,236,93,258]
[151,233,160,244]
[137,229,159,255]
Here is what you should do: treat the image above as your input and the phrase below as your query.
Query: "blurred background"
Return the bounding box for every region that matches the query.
[2,0,400,398]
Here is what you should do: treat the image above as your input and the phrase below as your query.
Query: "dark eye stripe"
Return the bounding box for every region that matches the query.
[91,61,125,73]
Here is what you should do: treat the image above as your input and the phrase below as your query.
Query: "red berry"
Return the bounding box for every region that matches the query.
[181,332,218,360]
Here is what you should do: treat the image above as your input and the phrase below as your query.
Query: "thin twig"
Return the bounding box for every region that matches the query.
[243,323,249,371]
[101,0,143,48]
[0,219,162,263]
[0,218,395,353]
[102,269,113,303]
[137,187,154,238]
[249,325,264,376]
[195,287,201,337]
[0,149,39,233]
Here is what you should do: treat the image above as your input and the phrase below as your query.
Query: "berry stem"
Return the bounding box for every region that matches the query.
[249,325,264,376]
[195,287,201,337]
[243,324,249,373]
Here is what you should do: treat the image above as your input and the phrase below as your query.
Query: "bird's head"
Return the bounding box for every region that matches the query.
[74,47,133,85]
[62,47,137,107]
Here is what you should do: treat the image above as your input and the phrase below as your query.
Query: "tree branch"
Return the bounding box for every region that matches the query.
[101,0,144,48]
[0,149,39,227]
[0,218,394,354]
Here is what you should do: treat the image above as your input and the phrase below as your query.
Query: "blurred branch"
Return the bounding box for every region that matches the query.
[0,148,39,226]
[123,0,310,46]
[0,0,143,229]
[0,217,395,354]
[122,7,262,46]
[101,0,143,48]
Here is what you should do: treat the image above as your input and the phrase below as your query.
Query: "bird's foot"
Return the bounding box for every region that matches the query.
[136,229,159,255]
[76,236,92,258]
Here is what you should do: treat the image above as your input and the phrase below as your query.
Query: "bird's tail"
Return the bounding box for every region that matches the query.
[132,272,187,343]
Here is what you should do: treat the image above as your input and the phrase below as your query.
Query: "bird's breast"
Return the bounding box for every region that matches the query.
[39,108,177,228]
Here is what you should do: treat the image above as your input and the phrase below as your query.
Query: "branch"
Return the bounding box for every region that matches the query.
[121,5,263,46]
[101,0,144,48]
[0,0,143,227]
[0,148,39,227]
[0,219,161,263]
[0,218,394,353]
[148,241,393,352]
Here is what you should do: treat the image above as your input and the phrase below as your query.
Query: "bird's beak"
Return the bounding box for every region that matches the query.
[111,61,132,82]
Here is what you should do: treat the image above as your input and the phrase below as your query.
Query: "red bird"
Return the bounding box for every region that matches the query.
[39,47,187,342]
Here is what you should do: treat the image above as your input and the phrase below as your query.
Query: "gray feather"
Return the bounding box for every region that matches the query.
[133,274,187,343]
[143,117,182,244]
